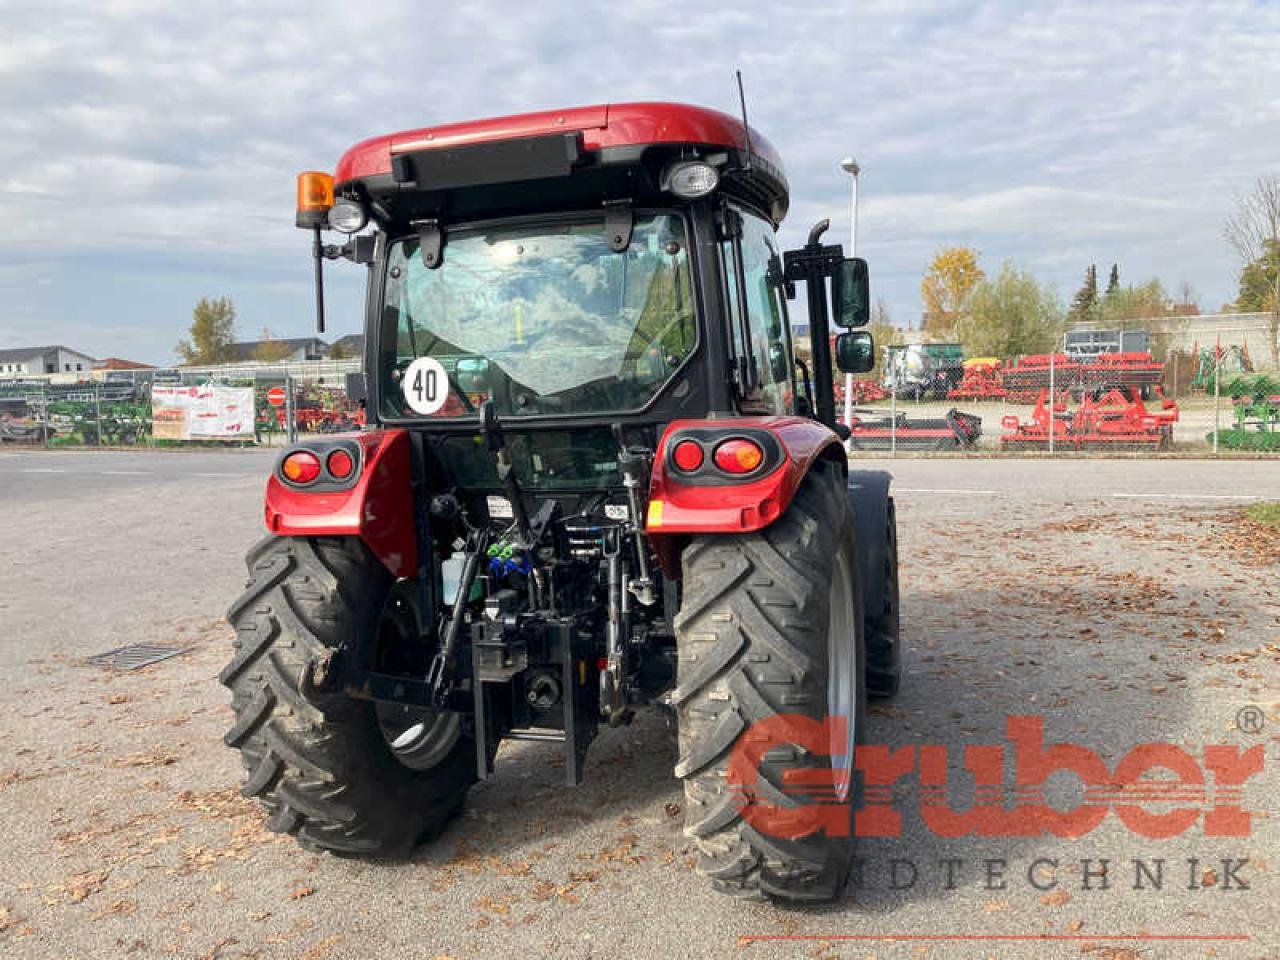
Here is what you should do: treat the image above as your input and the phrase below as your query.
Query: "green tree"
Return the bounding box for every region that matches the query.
[955,262,1063,358]
[1096,278,1186,362]
[1106,264,1120,296]
[175,296,236,366]
[1067,264,1098,324]
[867,298,903,380]
[921,247,984,336]
[1098,278,1171,325]
[327,339,361,360]
[253,328,295,363]
[1225,174,1280,367]
[1237,239,1280,313]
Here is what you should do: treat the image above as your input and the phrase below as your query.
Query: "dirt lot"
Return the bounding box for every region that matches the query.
[0,451,1277,959]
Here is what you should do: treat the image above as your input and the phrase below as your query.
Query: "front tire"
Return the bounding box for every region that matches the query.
[221,535,475,857]
[865,498,901,699]
[673,460,865,903]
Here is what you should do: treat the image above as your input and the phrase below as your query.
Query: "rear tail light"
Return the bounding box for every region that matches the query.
[281,450,322,484]
[713,439,764,474]
[327,449,355,479]
[671,439,705,472]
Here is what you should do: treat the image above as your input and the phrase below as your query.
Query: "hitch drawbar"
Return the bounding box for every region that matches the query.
[472,619,598,786]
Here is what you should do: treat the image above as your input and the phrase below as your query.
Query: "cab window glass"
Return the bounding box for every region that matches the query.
[736,212,793,414]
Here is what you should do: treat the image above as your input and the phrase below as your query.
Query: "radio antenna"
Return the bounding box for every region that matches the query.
[736,69,754,173]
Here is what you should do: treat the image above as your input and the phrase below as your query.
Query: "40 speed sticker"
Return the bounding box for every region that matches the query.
[402,357,449,415]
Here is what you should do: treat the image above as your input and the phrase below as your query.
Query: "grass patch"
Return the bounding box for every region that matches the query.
[1244,501,1280,527]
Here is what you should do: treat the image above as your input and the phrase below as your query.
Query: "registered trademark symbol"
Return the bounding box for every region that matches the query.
[1236,705,1265,735]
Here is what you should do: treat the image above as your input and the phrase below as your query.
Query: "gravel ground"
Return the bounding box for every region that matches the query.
[0,450,1277,960]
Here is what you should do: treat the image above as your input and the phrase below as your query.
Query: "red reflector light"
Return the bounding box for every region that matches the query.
[281,450,321,484]
[671,439,704,472]
[713,439,764,474]
[327,449,354,479]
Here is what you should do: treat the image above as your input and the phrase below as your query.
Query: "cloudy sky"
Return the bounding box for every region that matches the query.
[2,0,1277,364]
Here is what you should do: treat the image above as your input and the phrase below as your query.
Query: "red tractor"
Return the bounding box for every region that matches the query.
[222,102,900,902]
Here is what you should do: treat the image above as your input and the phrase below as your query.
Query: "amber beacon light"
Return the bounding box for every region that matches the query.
[296,171,335,229]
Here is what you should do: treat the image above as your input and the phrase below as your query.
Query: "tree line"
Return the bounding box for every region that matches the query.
[173,297,359,365]
[901,173,1280,366]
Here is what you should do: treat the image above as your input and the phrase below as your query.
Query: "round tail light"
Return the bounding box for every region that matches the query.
[327,449,355,479]
[713,439,764,474]
[671,439,705,472]
[281,450,321,484]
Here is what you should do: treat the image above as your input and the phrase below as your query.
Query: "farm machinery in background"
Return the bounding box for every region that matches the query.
[883,342,965,400]
[946,357,1007,401]
[835,378,887,404]
[1210,374,1280,451]
[845,407,982,451]
[1000,352,1165,403]
[1000,386,1179,450]
[947,329,1167,404]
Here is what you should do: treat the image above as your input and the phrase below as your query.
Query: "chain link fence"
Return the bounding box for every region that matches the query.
[0,360,364,449]
[839,347,1279,457]
[2,354,1274,456]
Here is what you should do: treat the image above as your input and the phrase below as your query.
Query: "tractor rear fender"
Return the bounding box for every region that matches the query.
[847,469,893,626]
[645,415,845,576]
[263,428,417,577]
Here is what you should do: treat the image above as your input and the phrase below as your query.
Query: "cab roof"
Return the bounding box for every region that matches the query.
[335,102,784,184]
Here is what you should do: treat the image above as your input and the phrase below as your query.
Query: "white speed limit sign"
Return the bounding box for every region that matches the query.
[402,357,449,415]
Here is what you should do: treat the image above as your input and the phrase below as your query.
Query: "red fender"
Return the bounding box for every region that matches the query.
[645,416,844,576]
[264,429,417,577]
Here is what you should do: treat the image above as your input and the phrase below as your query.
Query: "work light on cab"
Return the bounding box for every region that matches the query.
[328,198,369,234]
[664,160,719,199]
[295,171,334,229]
[712,438,764,474]
[281,450,322,484]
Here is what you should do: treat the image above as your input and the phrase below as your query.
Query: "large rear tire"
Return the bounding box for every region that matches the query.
[221,535,474,857]
[673,460,865,903]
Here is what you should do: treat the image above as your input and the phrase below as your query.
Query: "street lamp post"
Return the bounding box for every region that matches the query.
[840,157,859,444]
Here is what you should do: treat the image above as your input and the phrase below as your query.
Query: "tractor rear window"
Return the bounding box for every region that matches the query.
[379,215,697,419]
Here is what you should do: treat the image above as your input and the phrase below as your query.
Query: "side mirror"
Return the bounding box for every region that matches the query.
[835,330,875,374]
[832,258,869,328]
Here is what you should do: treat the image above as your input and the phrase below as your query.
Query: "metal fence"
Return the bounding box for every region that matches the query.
[0,363,364,449]
[2,356,1274,455]
[840,360,1279,457]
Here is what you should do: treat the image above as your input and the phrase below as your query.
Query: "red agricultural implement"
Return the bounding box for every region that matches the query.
[1082,352,1164,393]
[1001,354,1081,403]
[846,407,982,451]
[1000,387,1178,450]
[837,378,888,404]
[1002,352,1165,402]
[947,359,1006,401]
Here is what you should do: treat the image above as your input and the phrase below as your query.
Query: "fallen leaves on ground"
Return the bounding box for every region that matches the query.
[300,933,344,959]
[45,869,109,904]
[110,749,181,768]
[90,899,137,920]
